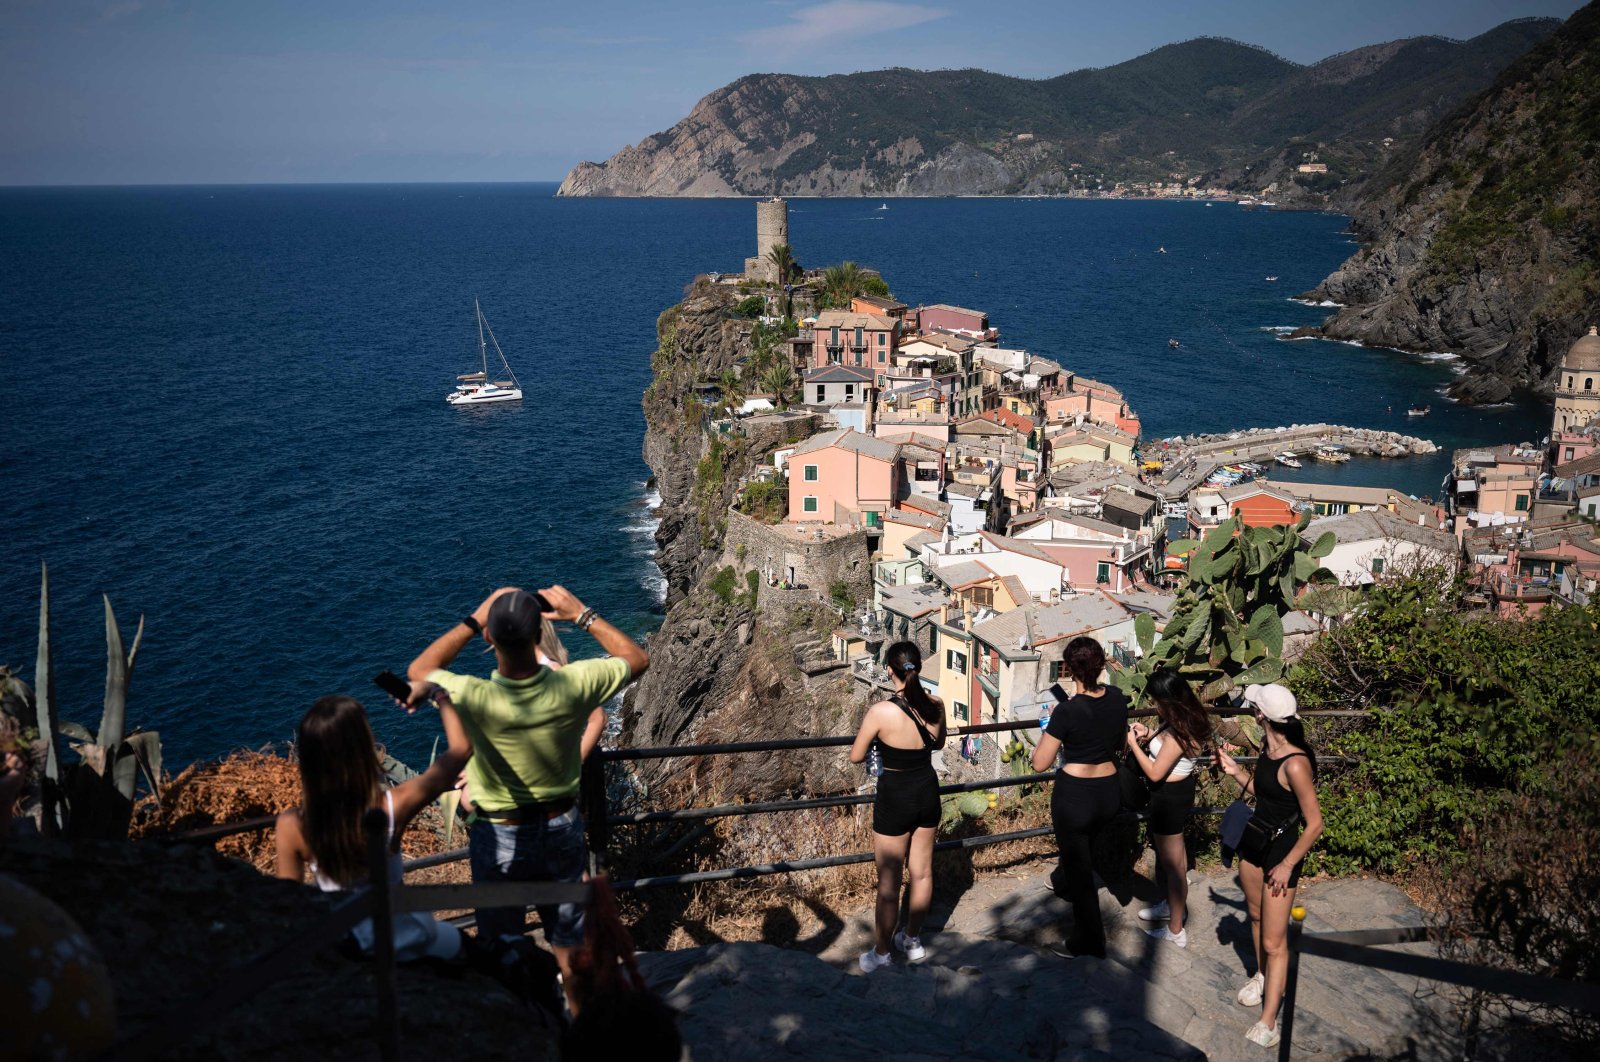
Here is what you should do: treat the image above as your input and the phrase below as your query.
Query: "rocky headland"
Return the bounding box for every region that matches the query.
[622,284,868,802]
[1300,2,1600,403]
[557,21,1555,204]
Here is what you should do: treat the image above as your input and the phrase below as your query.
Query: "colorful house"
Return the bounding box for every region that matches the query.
[787,428,902,525]
[812,310,899,371]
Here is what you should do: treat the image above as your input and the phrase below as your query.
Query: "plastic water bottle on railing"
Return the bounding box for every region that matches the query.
[868,740,883,778]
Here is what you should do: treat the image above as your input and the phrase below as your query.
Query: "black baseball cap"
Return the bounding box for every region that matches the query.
[486,590,546,647]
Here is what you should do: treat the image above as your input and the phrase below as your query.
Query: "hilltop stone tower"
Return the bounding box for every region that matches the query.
[1552,326,1600,450]
[745,197,789,284]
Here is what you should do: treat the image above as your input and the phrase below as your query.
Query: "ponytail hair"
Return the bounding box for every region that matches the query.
[1265,716,1318,780]
[1063,636,1106,690]
[885,641,941,729]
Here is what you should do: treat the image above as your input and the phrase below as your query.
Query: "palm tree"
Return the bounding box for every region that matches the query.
[718,367,746,416]
[767,243,797,284]
[821,261,865,309]
[761,359,798,410]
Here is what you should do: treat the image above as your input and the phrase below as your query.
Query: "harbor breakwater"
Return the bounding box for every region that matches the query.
[1164,423,1439,464]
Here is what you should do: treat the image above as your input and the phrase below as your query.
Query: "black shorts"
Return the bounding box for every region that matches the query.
[1241,827,1304,888]
[873,766,940,836]
[1145,773,1197,836]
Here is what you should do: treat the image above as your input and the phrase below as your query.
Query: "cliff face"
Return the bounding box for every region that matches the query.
[1306,3,1600,402]
[624,286,864,800]
[557,23,1556,201]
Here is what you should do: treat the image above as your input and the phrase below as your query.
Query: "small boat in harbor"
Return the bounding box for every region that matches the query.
[1276,452,1303,469]
[448,300,523,406]
[878,203,889,211]
[1314,445,1351,463]
[1168,338,1181,349]
[1406,404,1431,417]
[1157,246,1168,254]
[1265,275,1279,282]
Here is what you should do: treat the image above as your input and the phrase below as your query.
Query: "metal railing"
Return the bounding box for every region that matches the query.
[115,808,591,1062]
[123,706,1600,1058]
[1278,913,1600,1061]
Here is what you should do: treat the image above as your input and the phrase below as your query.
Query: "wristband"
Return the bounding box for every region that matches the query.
[462,615,483,636]
[577,608,599,632]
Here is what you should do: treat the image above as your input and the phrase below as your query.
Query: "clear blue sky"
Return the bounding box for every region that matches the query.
[1,0,1585,185]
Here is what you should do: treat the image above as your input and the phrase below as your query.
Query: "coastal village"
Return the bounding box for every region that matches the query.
[691,199,1600,775]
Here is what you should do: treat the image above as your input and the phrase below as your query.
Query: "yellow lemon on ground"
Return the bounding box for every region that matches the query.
[1291,905,1307,922]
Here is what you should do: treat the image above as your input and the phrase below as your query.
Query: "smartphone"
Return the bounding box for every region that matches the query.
[373,670,412,702]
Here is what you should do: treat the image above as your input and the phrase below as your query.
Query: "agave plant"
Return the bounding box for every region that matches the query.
[1113,513,1335,705]
[30,562,162,838]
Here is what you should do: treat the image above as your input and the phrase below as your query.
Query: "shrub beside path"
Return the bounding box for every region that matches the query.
[639,864,1460,1059]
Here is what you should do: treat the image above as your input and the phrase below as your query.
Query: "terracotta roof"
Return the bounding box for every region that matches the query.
[920,304,988,319]
[971,595,1132,654]
[791,427,899,462]
[813,310,896,331]
[1220,482,1296,505]
[884,507,943,531]
[975,408,1036,434]
[1303,509,1456,552]
[803,365,874,384]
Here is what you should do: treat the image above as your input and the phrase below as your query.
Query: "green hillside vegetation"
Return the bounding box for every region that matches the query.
[1417,5,1600,300]
[602,19,1560,196]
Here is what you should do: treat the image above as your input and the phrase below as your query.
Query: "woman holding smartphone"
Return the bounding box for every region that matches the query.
[1216,683,1324,1049]
[276,694,473,961]
[1125,667,1213,948]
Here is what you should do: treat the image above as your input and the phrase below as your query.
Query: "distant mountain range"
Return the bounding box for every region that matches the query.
[557,18,1558,200]
[1308,2,1600,402]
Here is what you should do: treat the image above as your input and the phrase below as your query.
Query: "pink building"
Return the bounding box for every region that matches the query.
[812,311,899,371]
[915,304,996,341]
[787,429,904,525]
[1043,375,1142,436]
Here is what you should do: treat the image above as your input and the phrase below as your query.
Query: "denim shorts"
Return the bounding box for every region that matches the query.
[468,807,587,948]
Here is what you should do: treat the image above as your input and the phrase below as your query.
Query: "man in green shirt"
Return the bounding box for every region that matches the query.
[407,584,648,1004]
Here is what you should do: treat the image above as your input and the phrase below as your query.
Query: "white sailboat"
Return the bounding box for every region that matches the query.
[447,300,522,406]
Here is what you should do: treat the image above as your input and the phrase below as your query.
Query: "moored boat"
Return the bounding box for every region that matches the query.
[1406,404,1431,417]
[448,300,523,406]
[1276,452,1303,469]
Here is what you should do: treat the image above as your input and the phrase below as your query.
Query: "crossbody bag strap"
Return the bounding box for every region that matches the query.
[890,694,941,749]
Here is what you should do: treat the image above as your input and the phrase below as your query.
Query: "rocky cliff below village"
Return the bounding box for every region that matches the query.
[622,284,869,802]
[1302,2,1600,403]
[557,21,1555,203]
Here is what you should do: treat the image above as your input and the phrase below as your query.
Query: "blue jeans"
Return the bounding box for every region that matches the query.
[469,807,588,948]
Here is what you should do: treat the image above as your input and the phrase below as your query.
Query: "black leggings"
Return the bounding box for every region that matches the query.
[1050,772,1122,958]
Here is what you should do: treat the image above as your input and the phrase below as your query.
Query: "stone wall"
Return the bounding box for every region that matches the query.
[722,508,873,610]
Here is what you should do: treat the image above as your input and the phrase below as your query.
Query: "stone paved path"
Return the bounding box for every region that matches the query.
[638,859,1461,1060]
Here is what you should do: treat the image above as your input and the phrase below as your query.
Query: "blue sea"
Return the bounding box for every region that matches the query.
[0,184,1548,768]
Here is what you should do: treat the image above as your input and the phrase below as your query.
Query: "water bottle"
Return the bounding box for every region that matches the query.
[868,740,883,778]
[1038,705,1051,733]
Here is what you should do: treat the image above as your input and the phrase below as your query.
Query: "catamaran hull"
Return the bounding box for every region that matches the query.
[447,389,523,406]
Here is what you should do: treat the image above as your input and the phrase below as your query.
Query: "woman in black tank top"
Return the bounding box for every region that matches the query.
[1216,683,1325,1050]
[1029,637,1129,959]
[849,641,946,971]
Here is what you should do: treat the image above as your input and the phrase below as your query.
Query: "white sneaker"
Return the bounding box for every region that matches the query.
[1137,900,1171,922]
[893,931,926,962]
[1237,972,1265,1007]
[1145,925,1187,948]
[1245,1021,1280,1047]
[858,947,893,973]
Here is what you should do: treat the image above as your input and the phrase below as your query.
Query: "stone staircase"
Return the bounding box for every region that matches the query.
[638,865,1460,1060]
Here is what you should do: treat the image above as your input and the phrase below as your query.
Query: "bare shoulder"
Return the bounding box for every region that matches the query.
[275,807,306,845]
[1282,754,1316,782]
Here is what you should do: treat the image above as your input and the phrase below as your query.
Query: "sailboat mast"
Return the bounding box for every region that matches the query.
[476,298,488,377]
